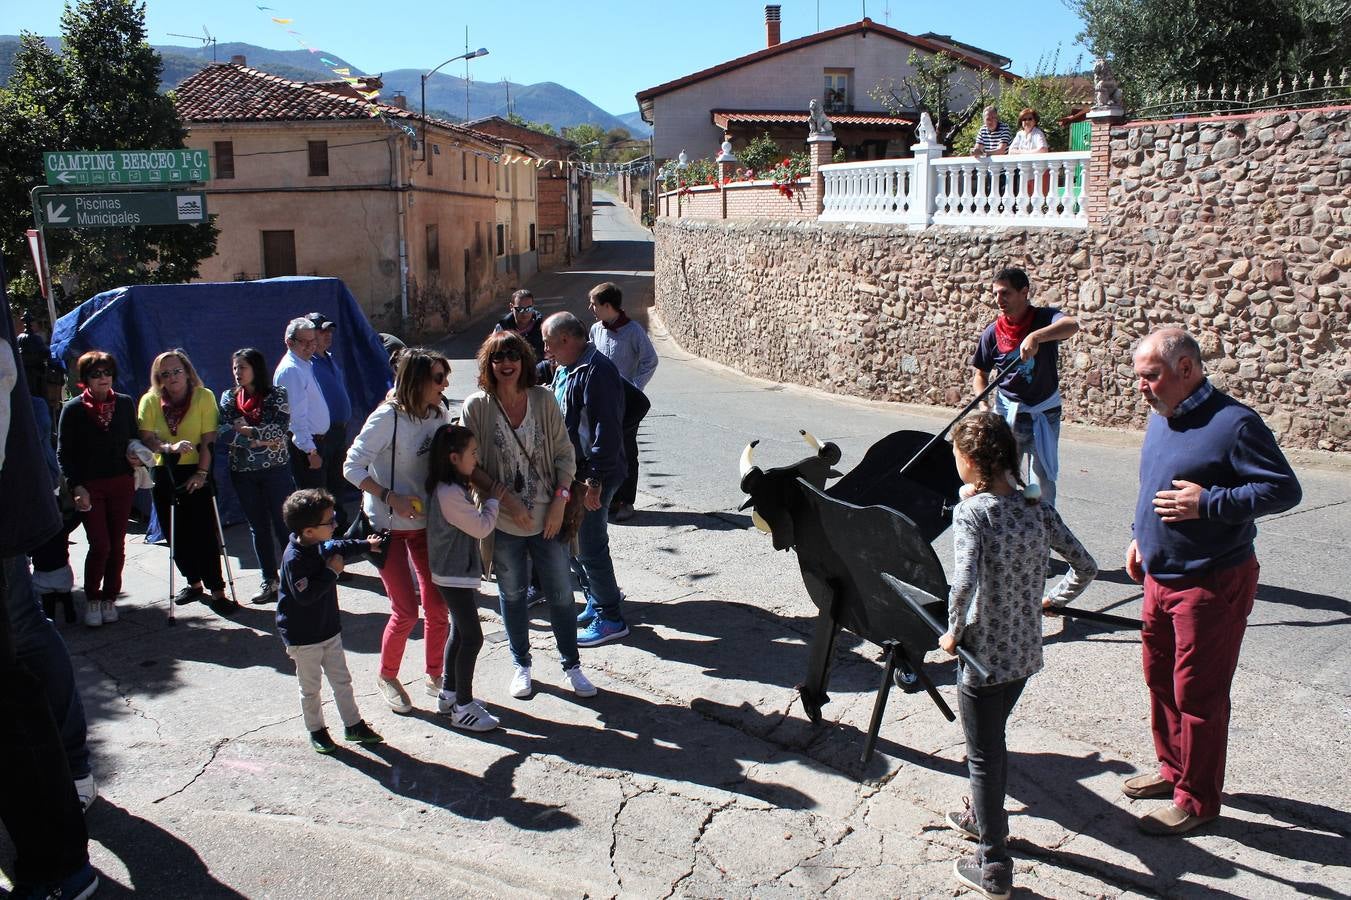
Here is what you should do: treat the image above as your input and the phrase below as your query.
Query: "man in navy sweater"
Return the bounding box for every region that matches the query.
[1124,328,1301,835]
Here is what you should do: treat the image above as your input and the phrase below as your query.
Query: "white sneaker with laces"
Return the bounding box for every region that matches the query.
[565,665,598,698]
[74,773,98,813]
[84,602,103,628]
[437,690,457,714]
[449,700,500,732]
[377,676,413,713]
[101,601,119,623]
[509,665,533,698]
[424,675,441,697]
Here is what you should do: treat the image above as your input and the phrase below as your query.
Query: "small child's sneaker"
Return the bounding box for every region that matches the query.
[377,676,413,713]
[953,854,1011,900]
[310,728,338,754]
[448,700,500,732]
[437,689,457,715]
[101,600,119,623]
[423,675,441,697]
[344,720,384,745]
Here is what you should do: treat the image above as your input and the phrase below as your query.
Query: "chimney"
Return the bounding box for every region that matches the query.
[765,5,781,47]
[389,92,407,109]
[230,54,246,66]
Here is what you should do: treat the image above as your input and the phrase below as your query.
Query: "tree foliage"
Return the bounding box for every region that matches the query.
[506,111,557,136]
[952,50,1090,152]
[0,0,217,324]
[1068,0,1351,104]
[870,50,998,145]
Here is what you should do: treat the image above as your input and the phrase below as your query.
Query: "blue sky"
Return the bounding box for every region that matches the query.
[1,0,1090,115]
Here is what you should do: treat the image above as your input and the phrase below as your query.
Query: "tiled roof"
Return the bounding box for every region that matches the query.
[174,64,504,146]
[636,18,1016,105]
[713,110,915,128]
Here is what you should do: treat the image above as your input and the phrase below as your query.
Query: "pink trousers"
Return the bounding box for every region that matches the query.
[377,529,449,680]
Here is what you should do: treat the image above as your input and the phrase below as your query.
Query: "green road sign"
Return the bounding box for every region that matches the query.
[36,190,208,229]
[43,149,210,187]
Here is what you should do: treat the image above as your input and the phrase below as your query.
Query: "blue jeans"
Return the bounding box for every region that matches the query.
[492,530,579,671]
[1011,407,1060,508]
[3,555,90,779]
[230,465,295,579]
[576,480,624,622]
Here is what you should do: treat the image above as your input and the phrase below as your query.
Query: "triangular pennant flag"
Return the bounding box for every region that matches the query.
[271,17,292,24]
[333,67,351,76]
[320,57,339,66]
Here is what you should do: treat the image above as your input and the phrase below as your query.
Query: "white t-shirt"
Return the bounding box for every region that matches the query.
[1009,127,1048,153]
[490,394,553,537]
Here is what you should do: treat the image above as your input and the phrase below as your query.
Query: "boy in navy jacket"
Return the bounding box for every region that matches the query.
[278,488,384,753]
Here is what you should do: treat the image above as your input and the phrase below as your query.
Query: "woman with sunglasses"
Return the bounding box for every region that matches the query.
[1008,108,1049,154]
[57,351,141,626]
[137,349,237,616]
[219,348,294,605]
[344,348,454,713]
[460,331,598,701]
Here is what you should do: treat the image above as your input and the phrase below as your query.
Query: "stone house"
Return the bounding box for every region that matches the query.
[465,116,594,270]
[173,60,537,334]
[636,6,1016,163]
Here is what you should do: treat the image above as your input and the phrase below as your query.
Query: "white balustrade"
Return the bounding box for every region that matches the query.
[820,151,1089,229]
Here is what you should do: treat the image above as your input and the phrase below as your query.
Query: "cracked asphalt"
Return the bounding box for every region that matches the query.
[2,195,1348,898]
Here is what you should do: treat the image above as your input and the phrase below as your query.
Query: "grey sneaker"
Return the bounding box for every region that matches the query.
[946,797,978,840]
[377,676,413,713]
[953,854,1011,899]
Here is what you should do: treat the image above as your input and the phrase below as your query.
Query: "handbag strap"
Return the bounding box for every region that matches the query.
[382,404,399,512]
[492,393,553,491]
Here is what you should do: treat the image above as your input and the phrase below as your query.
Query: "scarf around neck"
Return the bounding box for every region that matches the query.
[236,387,263,425]
[81,388,116,431]
[602,310,631,332]
[994,306,1035,354]
[161,389,192,436]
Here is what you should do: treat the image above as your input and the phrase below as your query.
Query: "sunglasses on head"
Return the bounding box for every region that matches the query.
[157,367,185,380]
[87,368,115,379]
[490,348,522,363]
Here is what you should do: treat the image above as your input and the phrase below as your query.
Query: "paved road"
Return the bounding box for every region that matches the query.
[4,194,1347,898]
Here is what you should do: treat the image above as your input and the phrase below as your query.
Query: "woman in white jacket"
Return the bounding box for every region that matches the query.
[344,349,452,713]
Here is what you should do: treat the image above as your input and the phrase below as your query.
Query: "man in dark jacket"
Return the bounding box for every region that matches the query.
[1124,327,1302,836]
[542,312,629,646]
[0,264,99,897]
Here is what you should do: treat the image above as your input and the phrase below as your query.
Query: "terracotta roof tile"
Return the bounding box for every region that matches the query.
[713,110,915,128]
[174,64,504,147]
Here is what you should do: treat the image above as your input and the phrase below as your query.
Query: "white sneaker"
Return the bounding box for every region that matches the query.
[448,699,500,732]
[565,665,598,698]
[509,665,533,698]
[74,773,98,813]
[424,675,441,697]
[437,690,457,714]
[376,676,413,713]
[101,601,119,623]
[84,602,103,628]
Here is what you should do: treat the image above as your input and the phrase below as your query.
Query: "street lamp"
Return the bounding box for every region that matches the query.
[420,47,488,160]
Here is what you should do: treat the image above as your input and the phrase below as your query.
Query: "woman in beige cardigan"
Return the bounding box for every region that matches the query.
[460,331,598,700]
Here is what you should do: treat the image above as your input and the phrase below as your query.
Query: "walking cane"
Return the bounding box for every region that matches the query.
[209,489,240,608]
[163,463,178,627]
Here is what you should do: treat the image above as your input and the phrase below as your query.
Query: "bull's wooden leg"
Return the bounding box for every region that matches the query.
[798,608,840,726]
[861,641,900,764]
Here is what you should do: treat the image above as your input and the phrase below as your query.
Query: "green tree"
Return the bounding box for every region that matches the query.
[870,50,998,145]
[1068,0,1351,105]
[562,123,606,160]
[952,51,1090,152]
[0,0,218,325]
[506,111,557,136]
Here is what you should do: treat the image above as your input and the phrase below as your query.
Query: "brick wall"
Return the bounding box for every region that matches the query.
[655,106,1351,451]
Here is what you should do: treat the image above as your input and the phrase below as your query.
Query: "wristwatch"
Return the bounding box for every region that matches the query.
[555,487,572,500]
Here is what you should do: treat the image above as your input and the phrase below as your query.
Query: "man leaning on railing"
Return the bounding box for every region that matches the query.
[971,106,1012,158]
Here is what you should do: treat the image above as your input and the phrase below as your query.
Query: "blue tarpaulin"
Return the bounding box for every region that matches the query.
[50,277,393,535]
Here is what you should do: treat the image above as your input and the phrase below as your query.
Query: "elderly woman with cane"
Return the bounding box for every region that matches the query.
[137,349,238,617]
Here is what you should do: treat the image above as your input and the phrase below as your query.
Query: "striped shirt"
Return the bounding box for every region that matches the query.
[976,122,1012,154]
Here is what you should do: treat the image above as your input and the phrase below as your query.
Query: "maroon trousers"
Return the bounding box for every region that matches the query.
[1141,555,1259,818]
[81,474,137,603]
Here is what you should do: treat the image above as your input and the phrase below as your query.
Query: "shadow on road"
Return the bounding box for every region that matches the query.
[86,800,245,898]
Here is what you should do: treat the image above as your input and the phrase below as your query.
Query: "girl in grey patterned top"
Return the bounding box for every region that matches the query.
[938,412,1096,900]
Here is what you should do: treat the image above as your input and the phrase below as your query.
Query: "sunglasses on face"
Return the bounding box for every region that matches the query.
[157,367,185,380]
[512,306,536,315]
[87,368,115,379]
[1020,117,1035,123]
[490,349,522,363]
[430,370,449,385]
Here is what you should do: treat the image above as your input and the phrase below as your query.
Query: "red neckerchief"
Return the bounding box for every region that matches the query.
[161,390,191,436]
[994,306,1035,354]
[80,388,116,431]
[236,387,263,425]
[602,310,631,332]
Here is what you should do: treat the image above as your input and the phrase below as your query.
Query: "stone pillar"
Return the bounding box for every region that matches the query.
[716,139,737,219]
[807,133,835,216]
[1085,57,1127,227]
[907,112,944,228]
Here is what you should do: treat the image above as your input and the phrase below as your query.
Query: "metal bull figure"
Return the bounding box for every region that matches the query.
[738,428,965,761]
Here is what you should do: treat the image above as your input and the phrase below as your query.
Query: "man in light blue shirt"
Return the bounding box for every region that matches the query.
[587,282,657,522]
[273,318,330,491]
[306,312,353,531]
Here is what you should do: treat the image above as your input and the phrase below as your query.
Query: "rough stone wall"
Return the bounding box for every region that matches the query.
[655,106,1351,451]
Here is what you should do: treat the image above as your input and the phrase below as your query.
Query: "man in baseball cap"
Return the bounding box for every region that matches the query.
[305,312,352,533]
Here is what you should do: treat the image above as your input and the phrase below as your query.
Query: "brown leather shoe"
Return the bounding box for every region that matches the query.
[1122,772,1174,799]
[1138,804,1218,836]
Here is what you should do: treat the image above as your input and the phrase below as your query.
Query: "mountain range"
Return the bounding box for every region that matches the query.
[0,37,650,137]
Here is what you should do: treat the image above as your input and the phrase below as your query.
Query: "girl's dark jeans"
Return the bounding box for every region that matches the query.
[958,673,1027,880]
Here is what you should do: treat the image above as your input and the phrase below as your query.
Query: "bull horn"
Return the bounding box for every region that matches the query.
[751,509,772,533]
[800,429,822,451]
[739,440,759,477]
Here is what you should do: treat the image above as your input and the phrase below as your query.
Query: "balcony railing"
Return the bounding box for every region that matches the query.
[820,150,1090,229]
